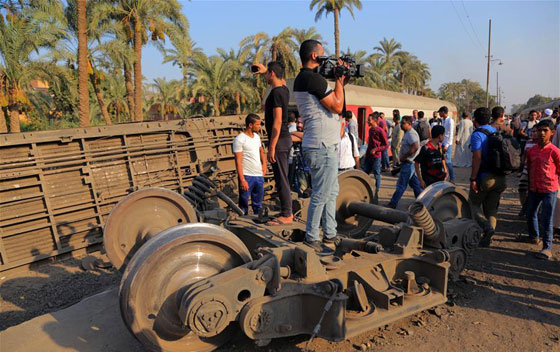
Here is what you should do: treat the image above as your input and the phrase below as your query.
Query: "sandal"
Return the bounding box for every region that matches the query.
[266,217,293,226]
[535,249,552,260]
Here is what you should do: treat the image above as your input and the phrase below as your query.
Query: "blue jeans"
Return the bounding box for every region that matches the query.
[445,146,455,182]
[303,144,339,242]
[381,149,390,169]
[239,175,264,215]
[363,156,381,193]
[527,191,557,250]
[388,161,423,208]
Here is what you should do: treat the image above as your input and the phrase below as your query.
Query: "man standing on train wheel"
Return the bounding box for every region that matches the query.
[293,39,349,253]
[253,61,293,225]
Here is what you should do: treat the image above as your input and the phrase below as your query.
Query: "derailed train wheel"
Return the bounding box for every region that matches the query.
[416,181,472,221]
[335,170,376,238]
[104,188,198,271]
[120,223,252,352]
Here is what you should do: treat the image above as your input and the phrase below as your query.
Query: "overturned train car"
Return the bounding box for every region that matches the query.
[0,115,273,271]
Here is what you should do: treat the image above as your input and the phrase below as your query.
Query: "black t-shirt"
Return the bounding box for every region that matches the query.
[265,85,291,150]
[415,141,446,186]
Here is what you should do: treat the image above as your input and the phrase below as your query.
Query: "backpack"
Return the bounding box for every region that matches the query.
[414,120,430,141]
[475,128,521,174]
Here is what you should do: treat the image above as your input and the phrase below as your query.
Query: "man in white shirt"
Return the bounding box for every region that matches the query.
[338,122,360,171]
[233,114,267,215]
[439,106,455,183]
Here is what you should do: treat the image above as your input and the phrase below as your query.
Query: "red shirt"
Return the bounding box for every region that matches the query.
[366,126,388,158]
[526,143,560,193]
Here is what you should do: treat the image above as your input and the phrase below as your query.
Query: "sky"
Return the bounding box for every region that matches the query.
[142,0,560,111]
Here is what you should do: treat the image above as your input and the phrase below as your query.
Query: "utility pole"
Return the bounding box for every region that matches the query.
[485,19,492,108]
[496,71,499,106]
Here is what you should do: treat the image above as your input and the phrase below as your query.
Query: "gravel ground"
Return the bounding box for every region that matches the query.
[1,167,558,351]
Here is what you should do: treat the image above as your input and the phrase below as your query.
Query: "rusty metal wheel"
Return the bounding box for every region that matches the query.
[120,223,252,352]
[104,188,198,271]
[416,182,472,222]
[336,170,376,238]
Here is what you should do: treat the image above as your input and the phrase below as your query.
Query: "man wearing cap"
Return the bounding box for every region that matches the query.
[542,108,554,121]
[439,106,455,183]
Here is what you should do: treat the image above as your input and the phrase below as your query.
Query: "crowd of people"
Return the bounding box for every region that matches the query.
[232,39,560,259]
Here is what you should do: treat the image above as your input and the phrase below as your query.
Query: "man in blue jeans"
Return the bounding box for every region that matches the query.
[363,113,388,199]
[293,39,349,253]
[233,114,267,215]
[387,115,423,209]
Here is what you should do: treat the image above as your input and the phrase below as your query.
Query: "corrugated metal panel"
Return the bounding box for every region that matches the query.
[0,115,260,271]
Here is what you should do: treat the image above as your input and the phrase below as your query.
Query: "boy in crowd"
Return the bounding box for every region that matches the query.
[378,112,391,171]
[386,116,423,208]
[523,119,560,260]
[338,122,360,171]
[233,114,267,215]
[363,113,388,199]
[414,125,448,188]
[469,107,507,247]
[391,114,402,168]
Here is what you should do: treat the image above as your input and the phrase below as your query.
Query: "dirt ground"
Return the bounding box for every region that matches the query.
[1,167,559,351]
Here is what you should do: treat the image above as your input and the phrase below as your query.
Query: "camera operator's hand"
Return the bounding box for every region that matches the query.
[252,63,267,75]
[336,59,350,86]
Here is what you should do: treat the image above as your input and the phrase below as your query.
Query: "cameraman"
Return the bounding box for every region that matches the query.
[294,39,349,252]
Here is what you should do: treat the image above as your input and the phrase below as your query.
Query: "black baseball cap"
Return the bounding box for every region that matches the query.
[438,106,448,114]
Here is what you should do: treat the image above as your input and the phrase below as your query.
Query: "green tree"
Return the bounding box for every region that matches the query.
[310,0,362,57]
[373,37,406,73]
[160,26,200,82]
[146,77,180,120]
[439,79,496,113]
[111,0,187,121]
[0,6,63,132]
[217,48,258,115]
[240,27,299,77]
[103,73,128,122]
[190,54,236,117]
[292,26,324,48]
[76,0,89,126]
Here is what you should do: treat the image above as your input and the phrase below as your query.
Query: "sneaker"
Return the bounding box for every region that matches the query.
[323,235,339,244]
[304,240,324,253]
[478,229,495,248]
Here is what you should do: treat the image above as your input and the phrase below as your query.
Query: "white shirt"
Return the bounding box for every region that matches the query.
[443,116,455,148]
[338,132,360,169]
[233,132,263,177]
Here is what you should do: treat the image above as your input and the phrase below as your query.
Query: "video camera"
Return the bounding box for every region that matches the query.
[317,55,364,80]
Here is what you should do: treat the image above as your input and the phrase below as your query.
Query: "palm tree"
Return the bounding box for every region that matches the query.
[0,7,63,132]
[309,0,362,57]
[190,54,235,117]
[217,48,258,115]
[292,27,324,48]
[97,36,135,121]
[159,24,200,82]
[373,38,406,72]
[240,27,299,77]
[111,0,187,122]
[76,0,89,127]
[146,78,181,120]
[103,73,128,122]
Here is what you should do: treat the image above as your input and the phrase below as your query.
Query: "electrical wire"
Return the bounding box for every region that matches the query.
[449,0,485,56]
[460,0,485,51]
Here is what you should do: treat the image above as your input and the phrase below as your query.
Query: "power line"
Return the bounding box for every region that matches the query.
[449,0,485,56]
[460,0,485,51]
